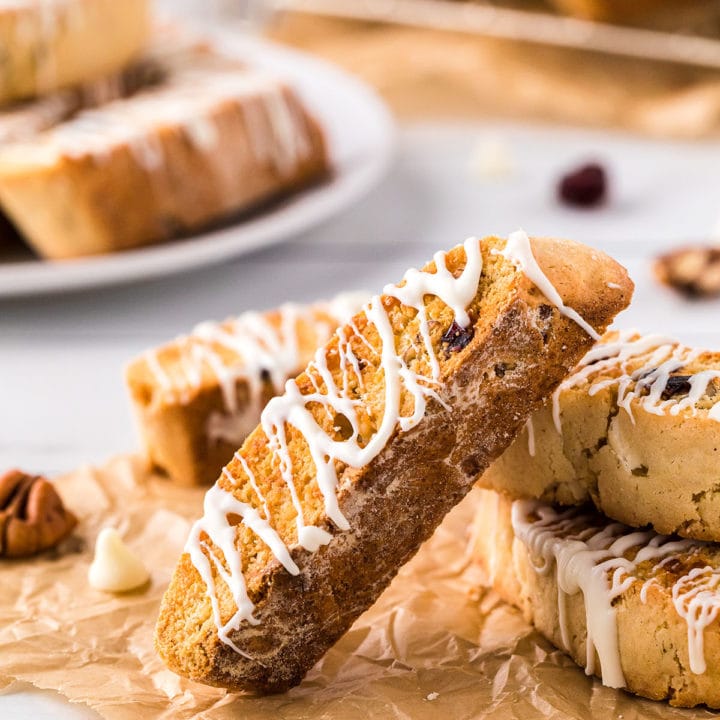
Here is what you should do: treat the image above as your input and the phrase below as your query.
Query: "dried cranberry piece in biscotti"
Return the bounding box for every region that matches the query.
[441,320,475,355]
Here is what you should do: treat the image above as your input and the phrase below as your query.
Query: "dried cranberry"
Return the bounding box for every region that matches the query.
[558,163,607,208]
[661,375,692,400]
[441,321,474,355]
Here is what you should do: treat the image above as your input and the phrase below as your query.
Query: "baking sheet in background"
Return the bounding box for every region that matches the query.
[0,456,715,719]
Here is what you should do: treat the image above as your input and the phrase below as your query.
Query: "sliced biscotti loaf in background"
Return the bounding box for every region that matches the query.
[126,293,366,486]
[0,0,150,105]
[471,489,720,708]
[0,46,329,259]
[155,232,632,693]
[480,330,720,540]
[0,54,166,145]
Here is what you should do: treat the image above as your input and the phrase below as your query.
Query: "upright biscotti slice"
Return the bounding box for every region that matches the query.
[471,489,720,708]
[0,0,150,105]
[0,49,329,258]
[480,330,720,540]
[155,231,632,693]
[126,293,366,487]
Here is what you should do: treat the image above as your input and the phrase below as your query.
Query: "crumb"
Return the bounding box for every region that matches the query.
[426,692,440,701]
[607,282,622,289]
[468,137,513,179]
[558,162,607,208]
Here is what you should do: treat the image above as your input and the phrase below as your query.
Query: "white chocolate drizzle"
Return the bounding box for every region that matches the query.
[525,417,536,457]
[184,234,600,654]
[550,330,720,434]
[141,293,367,446]
[0,58,313,177]
[495,230,601,342]
[512,499,720,687]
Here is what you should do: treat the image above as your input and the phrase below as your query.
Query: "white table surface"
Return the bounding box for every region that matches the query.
[2,122,720,718]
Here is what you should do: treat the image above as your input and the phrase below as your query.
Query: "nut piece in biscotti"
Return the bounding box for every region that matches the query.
[0,0,151,105]
[0,470,77,558]
[471,489,720,709]
[126,293,367,486]
[155,232,632,693]
[480,330,720,541]
[0,47,329,259]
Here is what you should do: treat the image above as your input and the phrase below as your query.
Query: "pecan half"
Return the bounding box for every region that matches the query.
[0,470,77,559]
[654,246,720,299]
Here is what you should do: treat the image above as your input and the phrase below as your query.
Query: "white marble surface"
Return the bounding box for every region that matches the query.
[2,122,720,717]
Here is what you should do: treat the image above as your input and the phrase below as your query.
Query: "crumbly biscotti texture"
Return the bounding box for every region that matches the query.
[126,297,365,486]
[479,331,720,541]
[0,50,329,259]
[471,489,720,708]
[155,235,632,693]
[0,0,150,105]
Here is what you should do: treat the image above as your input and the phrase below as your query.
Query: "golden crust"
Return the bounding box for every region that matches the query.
[0,0,150,104]
[471,489,720,708]
[480,331,720,540]
[155,235,632,693]
[126,303,352,486]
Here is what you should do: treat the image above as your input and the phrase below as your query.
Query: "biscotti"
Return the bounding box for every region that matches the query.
[0,48,330,259]
[0,56,165,145]
[0,0,150,105]
[155,231,632,693]
[126,293,367,487]
[480,330,720,540]
[471,489,720,708]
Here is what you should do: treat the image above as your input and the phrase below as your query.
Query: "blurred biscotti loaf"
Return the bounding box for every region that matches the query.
[126,292,367,487]
[155,232,632,693]
[471,489,720,708]
[0,46,330,259]
[480,330,720,540]
[0,0,150,105]
[0,55,165,145]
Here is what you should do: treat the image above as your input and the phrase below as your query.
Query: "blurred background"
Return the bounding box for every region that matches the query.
[2,0,720,470]
[2,3,720,717]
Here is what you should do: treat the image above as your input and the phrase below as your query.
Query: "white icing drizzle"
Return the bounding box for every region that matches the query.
[495,230,602,342]
[184,233,603,655]
[525,417,536,457]
[512,499,720,687]
[550,330,720,434]
[0,60,313,176]
[142,293,368,446]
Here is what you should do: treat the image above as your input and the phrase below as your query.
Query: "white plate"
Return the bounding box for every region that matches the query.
[0,34,395,298]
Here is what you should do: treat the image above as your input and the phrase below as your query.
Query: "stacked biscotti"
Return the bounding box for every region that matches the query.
[472,330,720,708]
[126,292,367,486]
[152,231,632,692]
[0,5,329,259]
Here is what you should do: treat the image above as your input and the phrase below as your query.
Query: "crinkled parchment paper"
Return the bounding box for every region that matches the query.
[0,456,713,719]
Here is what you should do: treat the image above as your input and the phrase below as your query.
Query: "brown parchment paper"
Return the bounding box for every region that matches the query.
[0,455,715,719]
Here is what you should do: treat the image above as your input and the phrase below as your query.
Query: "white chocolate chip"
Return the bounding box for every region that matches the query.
[88,528,150,593]
[468,137,513,179]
